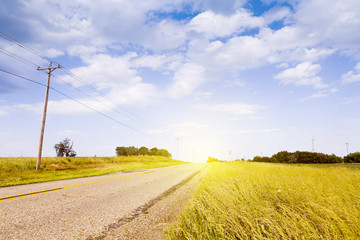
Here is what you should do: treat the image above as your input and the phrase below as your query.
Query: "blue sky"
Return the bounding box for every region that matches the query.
[0,0,360,162]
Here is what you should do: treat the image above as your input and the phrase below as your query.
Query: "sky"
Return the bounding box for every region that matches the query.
[0,0,360,162]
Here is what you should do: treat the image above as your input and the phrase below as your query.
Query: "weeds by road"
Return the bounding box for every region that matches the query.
[166,162,360,239]
[0,156,185,187]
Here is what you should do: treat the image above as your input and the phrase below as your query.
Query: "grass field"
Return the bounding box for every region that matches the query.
[0,156,185,187]
[166,162,360,239]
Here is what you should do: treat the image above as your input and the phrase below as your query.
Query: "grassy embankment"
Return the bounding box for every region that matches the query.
[166,162,360,239]
[0,156,185,187]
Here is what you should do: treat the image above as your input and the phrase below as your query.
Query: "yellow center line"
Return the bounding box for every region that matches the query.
[0,166,180,202]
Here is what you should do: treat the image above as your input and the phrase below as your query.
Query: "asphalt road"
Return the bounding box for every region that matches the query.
[0,163,206,240]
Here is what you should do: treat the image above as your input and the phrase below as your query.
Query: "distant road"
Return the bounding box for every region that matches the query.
[0,163,206,240]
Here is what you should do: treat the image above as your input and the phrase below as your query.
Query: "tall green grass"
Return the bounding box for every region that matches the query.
[0,156,185,187]
[166,162,360,239]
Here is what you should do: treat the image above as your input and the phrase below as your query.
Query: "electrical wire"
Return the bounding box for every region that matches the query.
[0,31,150,127]
[0,47,39,68]
[0,32,51,62]
[0,68,156,138]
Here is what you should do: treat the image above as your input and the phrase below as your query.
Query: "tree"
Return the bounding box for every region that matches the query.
[115,146,173,158]
[207,157,219,163]
[54,138,76,157]
[116,146,128,156]
[344,152,360,163]
[157,149,172,158]
[150,147,158,156]
[128,146,139,156]
[138,146,149,155]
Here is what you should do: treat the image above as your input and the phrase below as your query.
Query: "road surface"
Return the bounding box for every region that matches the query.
[0,163,206,240]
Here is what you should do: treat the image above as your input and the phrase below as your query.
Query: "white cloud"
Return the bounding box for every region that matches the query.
[187,9,263,39]
[55,53,159,108]
[44,48,64,58]
[342,62,360,83]
[301,88,338,101]
[274,62,327,89]
[197,102,266,116]
[167,63,206,98]
[193,0,246,14]
[12,52,159,115]
[295,0,360,50]
[263,6,291,25]
[130,53,183,72]
[188,36,269,72]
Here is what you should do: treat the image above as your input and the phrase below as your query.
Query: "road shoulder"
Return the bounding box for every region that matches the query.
[97,165,209,240]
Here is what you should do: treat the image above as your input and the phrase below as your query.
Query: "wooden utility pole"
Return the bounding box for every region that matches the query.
[36,62,61,170]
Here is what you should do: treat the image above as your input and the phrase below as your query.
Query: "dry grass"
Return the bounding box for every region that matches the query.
[0,156,185,187]
[166,162,360,239]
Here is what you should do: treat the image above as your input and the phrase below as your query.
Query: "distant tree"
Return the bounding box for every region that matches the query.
[116,146,173,158]
[116,146,128,156]
[272,151,290,163]
[207,157,219,163]
[344,152,360,163]
[138,146,149,155]
[326,154,343,163]
[128,146,139,156]
[150,147,158,156]
[54,138,76,157]
[157,149,172,158]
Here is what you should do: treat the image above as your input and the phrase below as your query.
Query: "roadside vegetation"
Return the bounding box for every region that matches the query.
[251,150,360,164]
[115,145,172,158]
[166,162,360,239]
[0,156,184,187]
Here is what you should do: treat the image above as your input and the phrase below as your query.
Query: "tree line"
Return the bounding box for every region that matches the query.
[251,151,360,164]
[115,146,172,158]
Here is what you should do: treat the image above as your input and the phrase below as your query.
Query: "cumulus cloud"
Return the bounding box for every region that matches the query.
[263,6,291,25]
[167,63,206,98]
[15,53,159,115]
[342,62,360,83]
[274,62,327,89]
[187,9,263,39]
[57,53,143,89]
[193,0,246,14]
[2,0,360,112]
[294,0,360,50]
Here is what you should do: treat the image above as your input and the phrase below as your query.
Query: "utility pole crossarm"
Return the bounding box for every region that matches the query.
[36,62,61,170]
[37,64,61,71]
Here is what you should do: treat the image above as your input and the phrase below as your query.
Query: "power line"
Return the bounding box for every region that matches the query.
[0,31,149,128]
[0,68,47,88]
[0,68,157,139]
[0,47,39,68]
[0,31,51,62]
